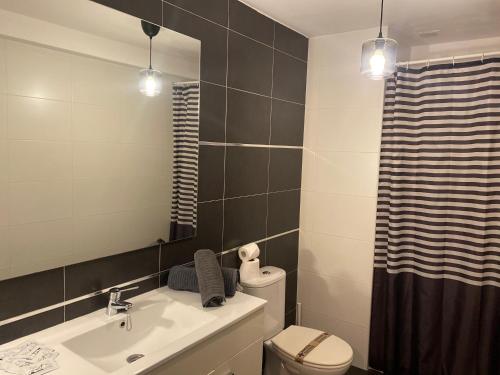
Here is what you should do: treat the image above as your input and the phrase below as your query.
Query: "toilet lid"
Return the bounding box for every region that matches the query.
[271,325,353,369]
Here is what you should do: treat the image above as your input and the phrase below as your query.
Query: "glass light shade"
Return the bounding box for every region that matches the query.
[361,37,398,80]
[139,68,163,97]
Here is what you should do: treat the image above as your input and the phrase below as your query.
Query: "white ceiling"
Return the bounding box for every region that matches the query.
[242,0,500,48]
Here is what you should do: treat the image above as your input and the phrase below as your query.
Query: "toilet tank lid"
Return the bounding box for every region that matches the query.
[240,266,286,287]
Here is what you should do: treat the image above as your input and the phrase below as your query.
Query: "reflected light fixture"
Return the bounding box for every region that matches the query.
[360,0,398,80]
[139,20,163,97]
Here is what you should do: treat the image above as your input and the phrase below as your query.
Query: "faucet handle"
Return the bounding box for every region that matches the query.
[109,285,139,301]
[110,286,139,294]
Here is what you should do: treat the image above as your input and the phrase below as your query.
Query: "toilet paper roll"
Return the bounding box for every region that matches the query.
[238,243,260,262]
[239,258,260,283]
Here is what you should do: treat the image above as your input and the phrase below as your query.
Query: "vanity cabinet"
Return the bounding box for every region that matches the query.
[147,308,264,375]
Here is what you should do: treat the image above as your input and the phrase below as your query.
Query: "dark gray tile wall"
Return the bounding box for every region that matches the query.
[0,0,307,344]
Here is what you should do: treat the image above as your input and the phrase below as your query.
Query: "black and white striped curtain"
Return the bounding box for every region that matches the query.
[169,82,200,242]
[369,59,500,375]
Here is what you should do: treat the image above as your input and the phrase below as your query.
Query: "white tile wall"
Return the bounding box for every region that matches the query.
[0,36,175,280]
[6,40,72,101]
[299,27,385,370]
[7,96,71,141]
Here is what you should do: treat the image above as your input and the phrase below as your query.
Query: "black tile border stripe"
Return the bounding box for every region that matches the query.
[0,228,299,329]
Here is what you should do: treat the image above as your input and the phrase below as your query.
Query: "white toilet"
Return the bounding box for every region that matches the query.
[241,266,353,375]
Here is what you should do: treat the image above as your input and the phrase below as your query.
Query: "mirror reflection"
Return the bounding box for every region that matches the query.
[0,0,201,280]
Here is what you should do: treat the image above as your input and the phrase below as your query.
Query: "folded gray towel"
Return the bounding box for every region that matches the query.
[194,249,225,307]
[168,266,239,297]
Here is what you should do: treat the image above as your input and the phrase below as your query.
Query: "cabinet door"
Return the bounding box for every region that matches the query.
[212,339,263,375]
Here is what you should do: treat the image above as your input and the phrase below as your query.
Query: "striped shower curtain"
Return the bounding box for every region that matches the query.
[169,82,200,241]
[369,59,500,375]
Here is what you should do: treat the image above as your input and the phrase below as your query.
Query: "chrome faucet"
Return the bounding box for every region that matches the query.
[106,286,139,317]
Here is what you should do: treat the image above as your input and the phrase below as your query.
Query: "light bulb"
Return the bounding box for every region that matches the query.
[139,68,162,97]
[360,38,398,80]
[370,49,386,76]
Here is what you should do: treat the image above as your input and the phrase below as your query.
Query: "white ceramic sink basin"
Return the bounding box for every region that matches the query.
[63,298,217,373]
[0,287,266,375]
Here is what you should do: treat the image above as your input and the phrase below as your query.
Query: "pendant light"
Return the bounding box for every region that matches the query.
[360,0,398,80]
[139,20,163,97]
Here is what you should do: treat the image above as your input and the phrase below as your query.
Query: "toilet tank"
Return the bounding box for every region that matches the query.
[240,266,286,340]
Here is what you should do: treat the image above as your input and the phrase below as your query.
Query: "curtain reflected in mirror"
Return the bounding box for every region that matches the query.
[0,0,201,281]
[169,82,200,241]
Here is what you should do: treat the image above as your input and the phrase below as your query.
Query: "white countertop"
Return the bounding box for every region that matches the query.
[0,287,266,375]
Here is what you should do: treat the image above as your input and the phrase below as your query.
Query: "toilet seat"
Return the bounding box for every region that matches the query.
[271,325,353,370]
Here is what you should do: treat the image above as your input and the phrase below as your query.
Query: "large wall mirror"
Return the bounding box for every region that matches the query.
[0,0,201,280]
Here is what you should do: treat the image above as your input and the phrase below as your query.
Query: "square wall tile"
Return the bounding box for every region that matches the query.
[310,193,377,241]
[8,141,72,183]
[269,148,302,192]
[274,23,308,61]
[299,232,374,288]
[273,51,307,104]
[8,180,72,225]
[7,96,71,141]
[270,100,305,146]
[0,268,64,320]
[267,190,300,236]
[226,89,271,144]
[199,82,226,143]
[8,219,74,277]
[308,107,383,153]
[223,194,267,250]
[198,145,225,202]
[229,0,274,46]
[314,151,380,197]
[163,3,227,85]
[225,146,269,198]
[6,41,71,101]
[72,103,120,142]
[266,231,299,273]
[0,308,64,345]
[73,143,121,180]
[166,0,228,26]
[228,31,273,96]
[298,269,371,328]
[65,246,159,299]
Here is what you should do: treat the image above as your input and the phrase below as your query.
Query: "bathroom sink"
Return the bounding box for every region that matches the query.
[62,298,217,373]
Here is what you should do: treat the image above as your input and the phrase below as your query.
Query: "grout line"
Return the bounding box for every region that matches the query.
[197,188,301,204]
[62,266,66,322]
[264,22,277,266]
[199,141,302,149]
[220,228,300,255]
[200,80,306,106]
[220,24,230,264]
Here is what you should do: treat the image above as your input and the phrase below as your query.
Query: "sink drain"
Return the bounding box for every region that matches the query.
[127,354,145,364]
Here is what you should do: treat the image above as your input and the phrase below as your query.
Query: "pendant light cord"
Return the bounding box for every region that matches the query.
[378,0,384,38]
[149,36,152,69]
